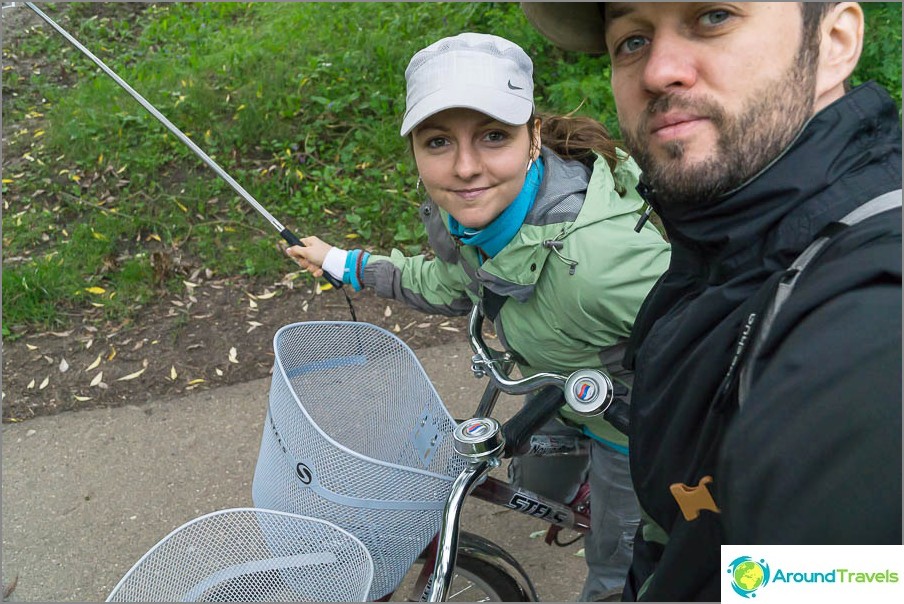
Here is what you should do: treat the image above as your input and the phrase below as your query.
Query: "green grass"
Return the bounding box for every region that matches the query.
[2,2,901,334]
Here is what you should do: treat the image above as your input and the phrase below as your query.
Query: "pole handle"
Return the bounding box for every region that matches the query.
[279,228,344,290]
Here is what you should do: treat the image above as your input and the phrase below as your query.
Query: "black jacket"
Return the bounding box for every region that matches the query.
[623,83,902,601]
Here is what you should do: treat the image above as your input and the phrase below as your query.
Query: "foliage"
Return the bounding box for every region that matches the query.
[2,2,901,333]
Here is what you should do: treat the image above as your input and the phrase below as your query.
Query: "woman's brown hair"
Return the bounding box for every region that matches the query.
[533,111,624,172]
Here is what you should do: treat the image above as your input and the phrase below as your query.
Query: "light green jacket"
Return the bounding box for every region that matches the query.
[362,147,671,446]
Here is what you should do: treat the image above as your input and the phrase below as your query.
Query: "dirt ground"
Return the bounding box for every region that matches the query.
[0,273,470,423]
[0,3,472,423]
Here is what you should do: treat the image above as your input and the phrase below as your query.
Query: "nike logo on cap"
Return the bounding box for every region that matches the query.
[507,80,523,90]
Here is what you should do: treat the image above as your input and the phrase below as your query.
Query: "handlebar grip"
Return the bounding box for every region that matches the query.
[501,385,563,458]
[280,227,344,289]
[602,397,630,436]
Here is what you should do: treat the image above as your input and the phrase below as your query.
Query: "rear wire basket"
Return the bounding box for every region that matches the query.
[106,508,374,602]
[252,322,466,600]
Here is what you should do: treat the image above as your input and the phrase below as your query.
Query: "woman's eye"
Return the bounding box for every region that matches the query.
[700,9,731,26]
[484,130,507,143]
[426,137,448,149]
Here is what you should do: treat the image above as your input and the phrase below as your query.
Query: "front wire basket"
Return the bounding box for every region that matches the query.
[106,508,374,602]
[252,321,467,600]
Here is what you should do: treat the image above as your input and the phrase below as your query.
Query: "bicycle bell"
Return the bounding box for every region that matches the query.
[453,418,505,460]
[563,369,614,417]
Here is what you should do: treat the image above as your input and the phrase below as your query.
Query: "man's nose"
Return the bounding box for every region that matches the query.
[640,32,698,95]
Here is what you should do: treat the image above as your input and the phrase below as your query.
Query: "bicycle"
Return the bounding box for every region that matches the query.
[106,304,629,602]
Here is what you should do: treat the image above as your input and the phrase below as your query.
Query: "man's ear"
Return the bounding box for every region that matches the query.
[814,2,864,111]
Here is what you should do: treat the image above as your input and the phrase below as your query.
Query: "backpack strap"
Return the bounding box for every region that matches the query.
[738,189,902,408]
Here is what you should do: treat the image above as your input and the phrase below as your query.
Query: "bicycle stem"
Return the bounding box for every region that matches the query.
[425,459,494,602]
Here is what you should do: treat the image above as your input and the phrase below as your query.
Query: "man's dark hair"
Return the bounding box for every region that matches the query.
[801,2,836,47]
[800,2,849,89]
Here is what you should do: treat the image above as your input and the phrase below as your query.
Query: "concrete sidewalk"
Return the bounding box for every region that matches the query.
[2,340,588,602]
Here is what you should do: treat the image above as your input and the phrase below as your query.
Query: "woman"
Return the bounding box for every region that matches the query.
[286,32,670,600]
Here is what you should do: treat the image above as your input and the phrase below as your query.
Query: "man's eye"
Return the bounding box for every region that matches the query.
[618,36,648,55]
[700,10,731,26]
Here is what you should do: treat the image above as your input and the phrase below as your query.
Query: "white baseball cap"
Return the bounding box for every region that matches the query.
[400,32,535,137]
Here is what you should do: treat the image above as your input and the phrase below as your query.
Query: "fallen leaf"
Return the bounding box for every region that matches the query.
[26,343,38,351]
[50,330,73,337]
[393,324,401,333]
[246,321,262,333]
[27,379,35,389]
[74,395,92,402]
[170,366,178,380]
[84,286,106,295]
[228,347,238,363]
[117,367,146,381]
[384,306,392,318]
[256,290,276,300]
[59,358,70,372]
[107,346,117,361]
[319,283,333,292]
[187,378,205,385]
[248,298,258,309]
[215,368,223,376]
[39,376,49,389]
[86,353,102,371]
[90,371,104,386]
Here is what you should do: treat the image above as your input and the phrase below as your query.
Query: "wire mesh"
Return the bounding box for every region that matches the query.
[106,508,374,602]
[252,321,466,599]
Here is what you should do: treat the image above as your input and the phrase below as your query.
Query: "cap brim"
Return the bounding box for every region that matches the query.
[521,2,607,54]
[400,88,534,136]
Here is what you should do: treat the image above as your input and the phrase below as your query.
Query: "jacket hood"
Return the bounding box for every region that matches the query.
[644,82,902,280]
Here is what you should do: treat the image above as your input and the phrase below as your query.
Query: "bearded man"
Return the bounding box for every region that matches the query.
[523,3,902,600]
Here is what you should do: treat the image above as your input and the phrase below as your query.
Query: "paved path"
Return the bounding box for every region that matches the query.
[2,341,588,602]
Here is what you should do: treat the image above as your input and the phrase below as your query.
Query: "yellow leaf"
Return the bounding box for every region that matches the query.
[147,233,161,242]
[73,395,92,402]
[345,233,360,239]
[188,378,205,385]
[85,286,106,295]
[34,130,45,138]
[173,199,188,213]
[107,346,117,361]
[90,371,104,386]
[116,367,146,381]
[170,366,178,380]
[1,179,13,184]
[256,291,276,300]
[91,231,108,241]
[87,354,102,371]
[319,283,334,292]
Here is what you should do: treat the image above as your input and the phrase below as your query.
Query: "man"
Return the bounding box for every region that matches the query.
[523,2,902,600]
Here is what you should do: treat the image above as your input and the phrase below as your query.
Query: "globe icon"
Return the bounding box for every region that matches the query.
[733,560,765,592]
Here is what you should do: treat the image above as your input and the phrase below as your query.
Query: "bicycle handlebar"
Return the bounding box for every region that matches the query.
[466,304,629,441]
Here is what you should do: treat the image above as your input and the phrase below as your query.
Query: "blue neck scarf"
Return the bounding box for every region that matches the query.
[447,156,544,260]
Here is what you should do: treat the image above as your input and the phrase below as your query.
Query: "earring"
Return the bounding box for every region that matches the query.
[416,176,423,194]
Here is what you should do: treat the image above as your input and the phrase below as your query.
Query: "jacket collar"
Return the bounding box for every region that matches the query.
[644,82,902,280]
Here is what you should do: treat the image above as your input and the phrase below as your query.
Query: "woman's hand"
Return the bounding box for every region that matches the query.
[285,236,333,278]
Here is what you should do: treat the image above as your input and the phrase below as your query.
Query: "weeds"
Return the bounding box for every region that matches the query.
[2,2,901,335]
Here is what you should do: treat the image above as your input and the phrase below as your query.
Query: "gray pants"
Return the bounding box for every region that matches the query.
[509,417,639,601]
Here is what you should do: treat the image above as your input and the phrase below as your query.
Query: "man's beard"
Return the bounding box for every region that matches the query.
[622,47,817,207]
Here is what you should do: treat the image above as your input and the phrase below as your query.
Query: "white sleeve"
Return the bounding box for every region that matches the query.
[321,246,348,281]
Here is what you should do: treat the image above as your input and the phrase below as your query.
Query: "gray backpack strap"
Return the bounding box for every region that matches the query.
[738,189,902,408]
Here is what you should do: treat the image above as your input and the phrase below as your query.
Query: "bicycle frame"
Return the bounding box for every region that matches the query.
[413,304,610,601]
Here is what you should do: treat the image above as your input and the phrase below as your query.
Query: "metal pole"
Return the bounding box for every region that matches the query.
[22,2,348,294]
